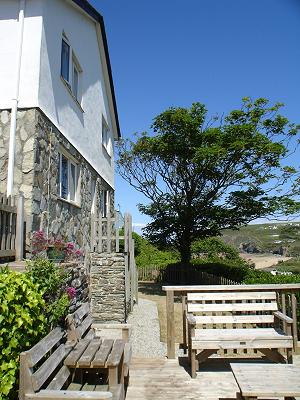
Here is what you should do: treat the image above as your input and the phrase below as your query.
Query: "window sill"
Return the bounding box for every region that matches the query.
[60,76,84,113]
[102,144,112,161]
[55,195,81,209]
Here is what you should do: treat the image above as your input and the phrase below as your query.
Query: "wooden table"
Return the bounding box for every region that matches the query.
[230,363,300,400]
[64,337,125,387]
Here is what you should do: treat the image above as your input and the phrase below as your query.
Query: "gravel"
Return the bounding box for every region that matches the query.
[127,298,167,358]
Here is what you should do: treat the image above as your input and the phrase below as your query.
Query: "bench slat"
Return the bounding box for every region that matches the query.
[106,339,125,367]
[32,345,71,391]
[192,338,293,349]
[46,366,70,390]
[194,327,290,340]
[188,302,278,313]
[193,314,274,325]
[77,339,102,367]
[64,339,90,368]
[73,303,90,322]
[92,339,114,367]
[75,315,93,339]
[26,328,64,367]
[187,291,277,301]
[25,390,113,399]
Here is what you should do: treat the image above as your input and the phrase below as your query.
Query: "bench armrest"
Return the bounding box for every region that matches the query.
[273,311,293,324]
[186,313,196,326]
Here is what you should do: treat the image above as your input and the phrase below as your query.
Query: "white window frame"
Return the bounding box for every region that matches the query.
[61,32,82,102]
[58,151,79,203]
[102,117,111,156]
[101,190,108,218]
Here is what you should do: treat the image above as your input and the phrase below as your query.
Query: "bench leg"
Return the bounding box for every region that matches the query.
[109,366,118,386]
[287,348,293,364]
[191,349,197,378]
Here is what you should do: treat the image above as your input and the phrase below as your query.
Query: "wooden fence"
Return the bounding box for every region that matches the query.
[138,264,237,285]
[0,193,25,260]
[91,210,138,312]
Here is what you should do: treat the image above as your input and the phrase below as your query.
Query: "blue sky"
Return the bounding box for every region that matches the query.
[91,0,300,232]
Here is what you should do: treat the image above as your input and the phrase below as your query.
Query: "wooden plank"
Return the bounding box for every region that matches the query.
[162,284,300,291]
[75,315,93,339]
[92,339,114,367]
[77,339,101,367]
[166,290,175,359]
[64,339,90,368]
[193,314,274,325]
[187,292,276,301]
[0,249,16,257]
[194,327,291,340]
[73,303,90,321]
[25,391,113,399]
[32,345,72,391]
[291,292,298,349]
[26,327,64,367]
[16,193,24,261]
[46,366,70,390]
[231,363,300,397]
[193,338,293,349]
[188,302,278,312]
[106,339,125,367]
[0,203,16,213]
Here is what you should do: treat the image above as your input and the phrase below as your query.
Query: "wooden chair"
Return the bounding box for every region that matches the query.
[186,291,294,378]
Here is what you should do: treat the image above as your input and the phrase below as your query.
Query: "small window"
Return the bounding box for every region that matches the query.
[102,119,110,153]
[58,152,78,202]
[61,39,70,82]
[100,190,108,218]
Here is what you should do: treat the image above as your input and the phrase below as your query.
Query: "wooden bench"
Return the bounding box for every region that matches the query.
[19,303,130,400]
[186,291,294,378]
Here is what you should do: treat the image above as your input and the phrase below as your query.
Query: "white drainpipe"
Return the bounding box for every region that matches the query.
[7,0,26,197]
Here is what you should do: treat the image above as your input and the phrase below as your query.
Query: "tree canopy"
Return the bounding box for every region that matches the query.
[117,98,300,263]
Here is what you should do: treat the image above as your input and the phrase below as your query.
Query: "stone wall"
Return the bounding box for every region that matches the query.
[90,253,127,323]
[0,109,36,216]
[62,261,89,313]
[0,108,114,256]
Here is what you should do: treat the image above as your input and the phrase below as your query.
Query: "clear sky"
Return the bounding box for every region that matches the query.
[91,0,300,232]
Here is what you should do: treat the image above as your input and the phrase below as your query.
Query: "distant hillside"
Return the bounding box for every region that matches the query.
[221,222,300,256]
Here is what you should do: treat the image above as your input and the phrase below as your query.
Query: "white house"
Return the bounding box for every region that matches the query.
[0,0,121,253]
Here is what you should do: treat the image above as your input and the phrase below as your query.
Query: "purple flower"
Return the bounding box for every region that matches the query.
[66,287,76,299]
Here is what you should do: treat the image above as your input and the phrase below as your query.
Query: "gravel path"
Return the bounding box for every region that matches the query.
[127,298,167,358]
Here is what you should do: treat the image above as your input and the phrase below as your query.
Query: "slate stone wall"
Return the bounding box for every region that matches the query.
[63,261,89,313]
[90,253,127,323]
[0,108,114,255]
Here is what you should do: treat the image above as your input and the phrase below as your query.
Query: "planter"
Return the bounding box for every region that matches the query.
[47,247,65,262]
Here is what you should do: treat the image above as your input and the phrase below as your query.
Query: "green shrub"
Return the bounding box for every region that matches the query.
[26,259,70,328]
[0,267,46,399]
[191,237,240,260]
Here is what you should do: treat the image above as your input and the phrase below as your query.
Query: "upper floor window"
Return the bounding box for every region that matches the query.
[100,190,108,218]
[58,151,79,203]
[61,34,82,102]
[102,118,111,156]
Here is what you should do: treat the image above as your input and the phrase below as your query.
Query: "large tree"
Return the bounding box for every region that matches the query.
[117,98,300,263]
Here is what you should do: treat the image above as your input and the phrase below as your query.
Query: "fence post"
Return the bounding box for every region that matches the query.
[15,192,24,261]
[107,201,112,253]
[115,211,119,253]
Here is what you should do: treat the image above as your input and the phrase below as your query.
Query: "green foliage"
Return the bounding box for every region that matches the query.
[26,259,70,328]
[0,267,46,399]
[192,257,251,282]
[117,98,300,263]
[276,257,300,274]
[191,237,240,260]
[243,269,300,284]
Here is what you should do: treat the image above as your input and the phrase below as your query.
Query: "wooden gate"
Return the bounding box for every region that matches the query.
[0,193,25,260]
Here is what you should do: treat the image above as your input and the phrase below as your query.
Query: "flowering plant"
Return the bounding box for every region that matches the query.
[31,231,83,262]
[66,286,76,299]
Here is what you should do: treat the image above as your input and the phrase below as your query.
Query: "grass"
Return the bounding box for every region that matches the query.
[275,257,300,274]
[138,283,183,343]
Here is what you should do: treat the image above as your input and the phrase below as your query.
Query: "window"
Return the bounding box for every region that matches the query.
[61,34,82,102]
[58,152,78,202]
[102,119,110,154]
[61,39,70,82]
[100,190,108,217]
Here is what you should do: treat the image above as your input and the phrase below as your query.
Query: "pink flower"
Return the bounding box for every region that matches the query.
[66,287,76,299]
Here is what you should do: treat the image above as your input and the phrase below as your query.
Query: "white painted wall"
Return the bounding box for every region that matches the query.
[0,0,116,188]
[0,0,42,109]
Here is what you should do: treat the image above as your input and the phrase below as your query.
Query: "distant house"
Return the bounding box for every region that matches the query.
[0,0,120,254]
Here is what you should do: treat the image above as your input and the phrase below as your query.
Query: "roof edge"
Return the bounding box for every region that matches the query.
[71,0,121,138]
